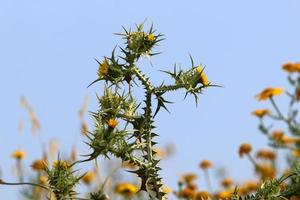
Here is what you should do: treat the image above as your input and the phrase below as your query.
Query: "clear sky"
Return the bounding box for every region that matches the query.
[1,0,300,199]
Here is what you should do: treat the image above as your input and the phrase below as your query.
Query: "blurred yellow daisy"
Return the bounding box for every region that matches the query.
[251,109,270,118]
[115,182,138,196]
[255,87,284,101]
[11,150,26,160]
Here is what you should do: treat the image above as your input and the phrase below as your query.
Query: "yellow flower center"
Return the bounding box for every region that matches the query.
[98,59,109,78]
[115,182,138,196]
[107,118,119,128]
[196,66,209,86]
[146,34,155,42]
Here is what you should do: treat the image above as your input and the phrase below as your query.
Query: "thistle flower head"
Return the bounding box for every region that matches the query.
[98,58,109,78]
[45,159,81,199]
[107,118,118,129]
[196,66,209,86]
[146,34,155,42]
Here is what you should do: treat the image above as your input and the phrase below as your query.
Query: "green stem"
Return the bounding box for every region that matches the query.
[246,154,258,168]
[132,66,153,91]
[131,65,154,163]
[0,180,49,191]
[270,97,284,120]
[203,169,212,193]
[16,159,24,182]
[145,91,153,163]
[153,84,185,93]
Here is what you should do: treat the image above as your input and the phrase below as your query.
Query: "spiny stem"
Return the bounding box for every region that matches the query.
[145,91,153,163]
[154,84,185,93]
[132,65,153,91]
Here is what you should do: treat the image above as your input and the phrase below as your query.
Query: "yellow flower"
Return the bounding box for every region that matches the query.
[215,190,232,199]
[271,130,284,141]
[11,150,26,160]
[221,178,234,188]
[292,149,300,158]
[177,187,196,199]
[195,191,211,200]
[281,135,300,144]
[256,164,276,180]
[115,182,138,196]
[238,180,258,195]
[239,143,252,157]
[256,149,276,160]
[199,159,213,170]
[153,147,165,159]
[31,159,47,171]
[97,58,109,78]
[107,118,118,128]
[180,173,197,185]
[255,87,284,101]
[52,160,69,169]
[39,175,48,185]
[282,62,300,73]
[196,66,209,86]
[243,180,258,192]
[251,109,270,118]
[146,34,155,42]
[162,186,172,194]
[270,130,300,144]
[82,171,96,185]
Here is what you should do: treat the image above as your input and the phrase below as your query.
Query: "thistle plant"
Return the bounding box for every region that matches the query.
[44,160,83,200]
[80,22,213,200]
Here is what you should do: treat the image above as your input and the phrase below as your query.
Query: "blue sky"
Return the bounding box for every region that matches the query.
[1,0,300,199]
